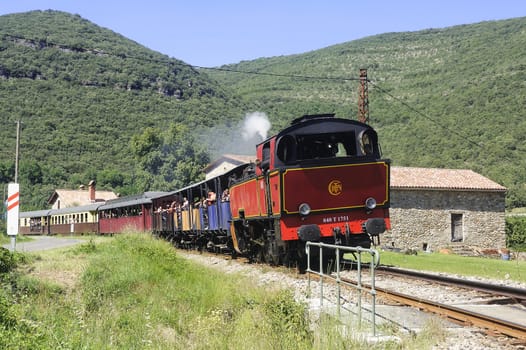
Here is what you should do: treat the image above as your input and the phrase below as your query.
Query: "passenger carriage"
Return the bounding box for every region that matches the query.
[19,203,100,235]
[98,192,168,235]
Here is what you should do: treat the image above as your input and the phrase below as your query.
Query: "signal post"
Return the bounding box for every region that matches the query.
[6,120,21,251]
[7,183,19,251]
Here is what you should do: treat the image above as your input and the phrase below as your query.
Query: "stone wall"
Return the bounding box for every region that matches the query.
[381,189,506,252]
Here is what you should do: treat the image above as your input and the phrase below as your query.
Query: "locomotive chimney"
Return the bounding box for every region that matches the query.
[88,180,96,202]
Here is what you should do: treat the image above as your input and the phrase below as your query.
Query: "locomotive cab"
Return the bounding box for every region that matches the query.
[277,115,380,164]
[256,114,382,172]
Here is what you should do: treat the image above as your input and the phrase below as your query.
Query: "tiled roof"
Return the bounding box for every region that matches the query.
[49,189,118,207]
[391,167,506,192]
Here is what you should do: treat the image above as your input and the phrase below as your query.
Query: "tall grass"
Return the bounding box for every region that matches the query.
[0,235,447,349]
[1,235,316,349]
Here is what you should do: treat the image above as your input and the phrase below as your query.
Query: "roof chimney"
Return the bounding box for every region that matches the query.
[88,180,96,202]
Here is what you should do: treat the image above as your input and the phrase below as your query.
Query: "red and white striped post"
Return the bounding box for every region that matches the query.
[7,183,19,251]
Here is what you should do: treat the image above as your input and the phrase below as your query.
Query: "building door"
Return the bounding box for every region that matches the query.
[451,213,463,242]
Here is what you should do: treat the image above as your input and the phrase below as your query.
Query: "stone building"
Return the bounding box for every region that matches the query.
[383,167,507,252]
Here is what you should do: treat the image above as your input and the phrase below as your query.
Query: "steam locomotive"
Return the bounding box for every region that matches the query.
[19,114,390,270]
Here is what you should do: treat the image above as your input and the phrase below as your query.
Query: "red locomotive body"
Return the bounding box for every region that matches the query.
[229,114,390,267]
[279,162,389,240]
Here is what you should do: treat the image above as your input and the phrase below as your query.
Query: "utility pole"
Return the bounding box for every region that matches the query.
[15,120,20,183]
[358,69,370,124]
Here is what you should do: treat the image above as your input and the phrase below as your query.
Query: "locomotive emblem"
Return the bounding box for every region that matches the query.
[328,180,342,196]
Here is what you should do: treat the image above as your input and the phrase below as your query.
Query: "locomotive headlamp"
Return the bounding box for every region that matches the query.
[365,197,377,210]
[299,203,311,216]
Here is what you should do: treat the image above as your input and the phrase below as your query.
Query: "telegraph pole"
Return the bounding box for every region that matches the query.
[15,120,20,183]
[358,69,370,124]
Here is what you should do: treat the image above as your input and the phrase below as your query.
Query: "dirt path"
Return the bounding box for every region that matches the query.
[3,235,84,252]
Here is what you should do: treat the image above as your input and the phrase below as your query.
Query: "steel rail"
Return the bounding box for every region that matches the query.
[376,266,526,302]
[341,276,526,341]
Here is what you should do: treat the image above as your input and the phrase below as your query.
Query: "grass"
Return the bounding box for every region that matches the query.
[343,247,526,283]
[509,207,526,214]
[0,234,453,349]
[0,232,521,349]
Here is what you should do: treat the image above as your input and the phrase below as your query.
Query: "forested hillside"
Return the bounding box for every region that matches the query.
[0,10,525,210]
[208,17,526,208]
[0,10,248,209]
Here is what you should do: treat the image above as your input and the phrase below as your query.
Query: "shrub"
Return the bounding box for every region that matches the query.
[506,217,526,251]
[0,247,16,274]
[0,292,17,328]
[73,238,97,254]
[263,290,312,346]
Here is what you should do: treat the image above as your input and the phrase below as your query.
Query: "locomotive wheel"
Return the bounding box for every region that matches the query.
[228,239,238,259]
[263,242,280,266]
[251,245,264,264]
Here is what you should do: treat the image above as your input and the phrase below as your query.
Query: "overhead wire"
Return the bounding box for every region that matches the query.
[367,81,484,150]
[0,32,498,154]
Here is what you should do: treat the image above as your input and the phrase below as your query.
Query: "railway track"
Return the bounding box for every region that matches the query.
[338,267,526,341]
[178,248,526,346]
[376,266,526,303]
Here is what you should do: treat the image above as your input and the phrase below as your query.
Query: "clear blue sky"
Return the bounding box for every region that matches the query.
[1,0,525,67]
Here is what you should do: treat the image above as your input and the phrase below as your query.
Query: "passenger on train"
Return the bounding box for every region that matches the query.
[221,188,230,202]
[182,197,189,210]
[206,191,216,205]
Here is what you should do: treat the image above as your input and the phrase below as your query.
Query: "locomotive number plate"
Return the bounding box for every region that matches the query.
[322,215,349,224]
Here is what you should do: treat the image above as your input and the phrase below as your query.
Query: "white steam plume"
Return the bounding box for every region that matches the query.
[241,112,271,141]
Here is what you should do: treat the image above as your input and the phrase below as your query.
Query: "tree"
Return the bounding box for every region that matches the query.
[0,161,14,183]
[130,127,162,159]
[20,160,42,185]
[97,169,125,189]
[128,122,210,192]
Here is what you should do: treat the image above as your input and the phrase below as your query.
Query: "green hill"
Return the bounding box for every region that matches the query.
[208,17,526,208]
[0,10,247,209]
[0,10,525,210]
